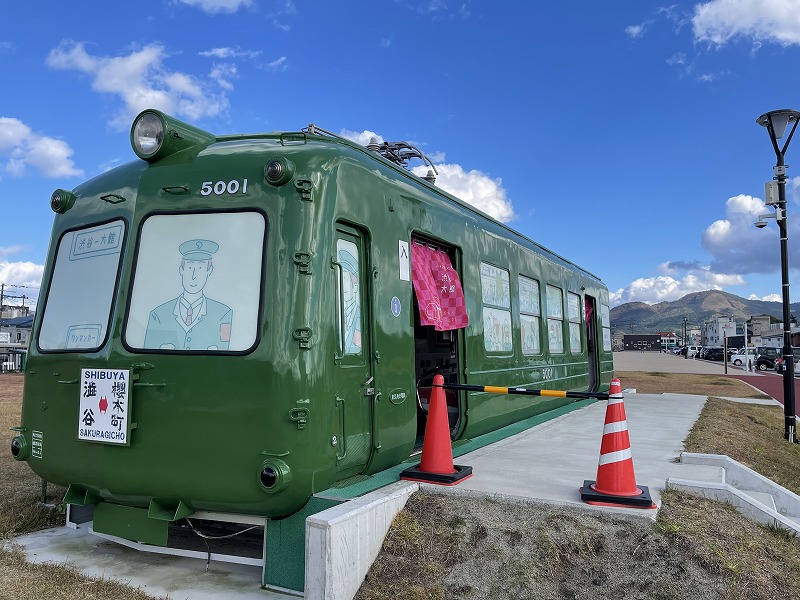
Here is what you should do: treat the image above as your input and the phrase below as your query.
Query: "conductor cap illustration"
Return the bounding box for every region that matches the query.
[179,239,219,261]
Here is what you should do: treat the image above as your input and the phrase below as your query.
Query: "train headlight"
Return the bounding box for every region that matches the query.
[131,112,164,158]
[264,157,295,186]
[50,189,76,213]
[258,459,292,493]
[11,435,28,461]
[130,109,216,163]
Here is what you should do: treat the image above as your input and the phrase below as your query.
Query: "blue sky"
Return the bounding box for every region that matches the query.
[3,0,800,311]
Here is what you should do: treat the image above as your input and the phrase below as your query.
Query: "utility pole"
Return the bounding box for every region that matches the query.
[0,284,4,319]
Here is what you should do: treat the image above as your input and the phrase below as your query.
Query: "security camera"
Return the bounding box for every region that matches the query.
[754,220,768,228]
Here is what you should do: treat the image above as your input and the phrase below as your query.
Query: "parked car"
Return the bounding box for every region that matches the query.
[756,346,780,361]
[685,345,701,358]
[755,356,776,371]
[730,348,758,367]
[703,347,727,361]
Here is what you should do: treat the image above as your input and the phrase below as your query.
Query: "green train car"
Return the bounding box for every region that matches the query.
[12,109,614,528]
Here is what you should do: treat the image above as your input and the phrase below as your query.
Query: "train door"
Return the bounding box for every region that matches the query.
[584,295,599,391]
[411,238,464,445]
[332,225,374,475]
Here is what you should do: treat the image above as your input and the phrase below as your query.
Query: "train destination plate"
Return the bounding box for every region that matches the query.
[78,368,131,445]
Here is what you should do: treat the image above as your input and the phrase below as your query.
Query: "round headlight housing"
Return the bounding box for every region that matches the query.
[50,189,76,214]
[264,157,295,186]
[131,112,165,159]
[258,459,292,493]
[11,435,28,461]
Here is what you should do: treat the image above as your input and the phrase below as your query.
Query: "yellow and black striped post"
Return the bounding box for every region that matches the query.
[442,383,609,401]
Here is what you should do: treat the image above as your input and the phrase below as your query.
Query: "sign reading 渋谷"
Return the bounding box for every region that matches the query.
[78,368,131,445]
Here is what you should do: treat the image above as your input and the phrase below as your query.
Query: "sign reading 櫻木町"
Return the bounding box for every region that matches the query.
[78,368,131,445]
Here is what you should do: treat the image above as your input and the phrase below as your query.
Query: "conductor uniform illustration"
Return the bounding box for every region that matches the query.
[144,239,233,350]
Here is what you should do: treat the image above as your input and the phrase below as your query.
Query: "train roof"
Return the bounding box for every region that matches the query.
[125,109,606,286]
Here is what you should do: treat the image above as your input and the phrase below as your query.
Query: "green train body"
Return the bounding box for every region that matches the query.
[13,110,614,524]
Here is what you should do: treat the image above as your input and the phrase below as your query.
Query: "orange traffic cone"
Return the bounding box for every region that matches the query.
[580,379,656,508]
[400,374,472,485]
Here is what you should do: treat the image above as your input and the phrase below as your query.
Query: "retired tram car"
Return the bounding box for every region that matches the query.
[12,110,614,530]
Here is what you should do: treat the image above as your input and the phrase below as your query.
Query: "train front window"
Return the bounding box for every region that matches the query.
[39,221,126,351]
[124,211,265,353]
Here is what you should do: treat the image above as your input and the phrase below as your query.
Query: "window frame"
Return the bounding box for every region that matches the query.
[480,261,513,355]
[518,274,541,356]
[121,208,268,356]
[37,218,128,354]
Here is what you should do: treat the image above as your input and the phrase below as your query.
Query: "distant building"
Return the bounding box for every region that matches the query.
[656,331,678,352]
[0,315,33,371]
[749,315,774,347]
[623,334,661,352]
[0,304,30,319]
[702,316,736,347]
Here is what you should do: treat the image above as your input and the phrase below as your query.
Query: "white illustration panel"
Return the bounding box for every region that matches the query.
[126,212,265,352]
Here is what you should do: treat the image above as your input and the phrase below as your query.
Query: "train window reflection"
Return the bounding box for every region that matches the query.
[480,262,512,353]
[39,221,125,351]
[546,285,564,354]
[519,275,540,356]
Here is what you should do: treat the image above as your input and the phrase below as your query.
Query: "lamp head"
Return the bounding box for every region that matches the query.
[757,109,800,140]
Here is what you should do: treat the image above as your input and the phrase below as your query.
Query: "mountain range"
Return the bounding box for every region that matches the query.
[609,290,800,333]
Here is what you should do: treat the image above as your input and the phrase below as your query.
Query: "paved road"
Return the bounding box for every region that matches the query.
[613,350,799,406]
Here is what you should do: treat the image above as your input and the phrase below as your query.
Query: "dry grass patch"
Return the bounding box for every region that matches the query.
[615,371,770,398]
[359,372,800,600]
[0,375,169,600]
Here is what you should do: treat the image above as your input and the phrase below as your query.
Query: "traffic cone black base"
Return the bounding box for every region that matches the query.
[579,480,656,509]
[400,464,473,485]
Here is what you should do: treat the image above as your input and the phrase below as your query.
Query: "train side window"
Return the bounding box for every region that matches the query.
[334,235,364,358]
[600,303,612,351]
[567,292,582,354]
[480,262,512,353]
[39,220,126,351]
[124,211,265,353]
[545,284,565,354]
[519,275,541,355]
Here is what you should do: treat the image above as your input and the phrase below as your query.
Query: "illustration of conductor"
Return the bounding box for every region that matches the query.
[338,245,362,354]
[144,239,232,350]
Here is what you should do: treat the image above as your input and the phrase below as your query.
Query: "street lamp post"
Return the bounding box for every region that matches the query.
[756,109,800,443]
[682,317,688,359]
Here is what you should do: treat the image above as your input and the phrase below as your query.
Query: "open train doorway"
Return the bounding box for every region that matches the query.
[584,295,599,391]
[410,237,465,448]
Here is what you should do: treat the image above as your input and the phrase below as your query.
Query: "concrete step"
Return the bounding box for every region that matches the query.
[739,489,777,511]
[666,452,800,534]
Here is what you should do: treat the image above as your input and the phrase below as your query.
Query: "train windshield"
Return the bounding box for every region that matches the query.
[124,211,265,353]
[39,221,126,351]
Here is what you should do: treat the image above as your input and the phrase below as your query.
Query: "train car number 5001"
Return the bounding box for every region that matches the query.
[200,179,249,196]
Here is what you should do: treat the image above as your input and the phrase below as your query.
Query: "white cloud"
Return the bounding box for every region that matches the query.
[199,47,261,59]
[338,128,515,223]
[609,266,746,307]
[610,187,800,307]
[176,0,253,14]
[700,193,796,274]
[209,63,238,90]
[749,293,781,302]
[693,0,800,46]
[625,23,649,38]
[265,56,288,72]
[416,163,515,223]
[0,117,83,178]
[46,40,230,129]
[339,129,383,147]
